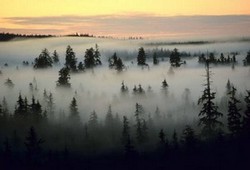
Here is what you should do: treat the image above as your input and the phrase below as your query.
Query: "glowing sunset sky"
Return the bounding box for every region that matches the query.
[1,0,250,37]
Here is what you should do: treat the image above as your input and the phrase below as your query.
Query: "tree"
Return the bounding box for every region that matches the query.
[135,103,146,144]
[69,97,81,126]
[159,129,166,144]
[169,48,181,67]
[198,60,223,138]
[88,110,98,130]
[181,125,197,150]
[172,130,179,150]
[122,116,130,144]
[65,45,77,72]
[137,47,146,65]
[14,93,26,117]
[153,52,159,65]
[108,53,118,68]
[243,90,250,135]
[34,48,53,68]
[84,48,95,68]
[243,50,250,66]
[25,126,44,163]
[52,50,60,64]
[105,105,114,129]
[78,62,84,71]
[116,58,124,72]
[94,44,102,65]
[227,86,242,136]
[162,79,168,89]
[57,67,71,87]
[121,81,129,94]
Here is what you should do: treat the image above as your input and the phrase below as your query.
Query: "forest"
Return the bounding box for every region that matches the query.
[0,39,250,170]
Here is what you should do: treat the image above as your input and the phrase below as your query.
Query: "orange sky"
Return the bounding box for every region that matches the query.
[1,0,250,37]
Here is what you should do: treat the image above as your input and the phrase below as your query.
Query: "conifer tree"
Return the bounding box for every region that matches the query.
[243,90,250,135]
[65,45,77,72]
[227,86,242,136]
[122,116,130,144]
[135,103,146,144]
[153,52,159,65]
[137,47,146,65]
[105,105,114,128]
[198,60,223,138]
[182,125,196,150]
[57,67,71,87]
[52,50,60,64]
[84,48,95,68]
[34,48,53,68]
[172,130,179,150]
[94,44,102,65]
[69,97,81,126]
[169,48,181,67]
[25,126,44,162]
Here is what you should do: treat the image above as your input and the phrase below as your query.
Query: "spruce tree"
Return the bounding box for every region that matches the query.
[135,103,146,144]
[52,50,60,64]
[69,97,81,126]
[243,90,250,135]
[105,105,114,128]
[137,47,146,65]
[34,48,53,69]
[169,48,181,67]
[25,126,44,163]
[65,45,77,72]
[94,44,102,65]
[122,116,130,145]
[84,48,95,68]
[182,125,196,150]
[227,86,242,136]
[57,67,71,87]
[198,60,223,138]
[153,52,159,65]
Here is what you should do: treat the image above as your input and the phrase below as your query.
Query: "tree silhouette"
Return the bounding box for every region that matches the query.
[198,60,223,138]
[137,47,146,65]
[243,50,250,66]
[69,97,81,126]
[25,126,44,163]
[227,86,242,136]
[172,130,179,150]
[108,53,118,68]
[65,45,77,72]
[243,90,250,136]
[57,67,71,87]
[153,52,159,65]
[105,105,114,129]
[169,48,181,67]
[135,103,147,144]
[115,58,124,72]
[78,62,85,71]
[181,125,197,151]
[162,79,168,89]
[34,48,53,69]
[122,116,130,144]
[84,48,95,68]
[52,50,60,64]
[94,44,102,65]
[121,81,129,94]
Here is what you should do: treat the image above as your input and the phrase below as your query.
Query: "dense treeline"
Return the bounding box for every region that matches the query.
[0,33,54,41]
[0,60,250,169]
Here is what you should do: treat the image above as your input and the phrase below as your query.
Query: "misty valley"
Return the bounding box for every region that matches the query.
[0,37,250,169]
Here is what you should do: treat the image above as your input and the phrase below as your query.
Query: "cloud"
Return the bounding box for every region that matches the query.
[2,14,250,38]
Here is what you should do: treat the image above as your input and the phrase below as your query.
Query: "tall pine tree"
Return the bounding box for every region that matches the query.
[198,60,223,138]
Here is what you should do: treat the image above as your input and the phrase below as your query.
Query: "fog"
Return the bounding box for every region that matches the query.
[1,37,250,127]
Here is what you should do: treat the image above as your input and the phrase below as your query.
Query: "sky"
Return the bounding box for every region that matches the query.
[1,0,250,38]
